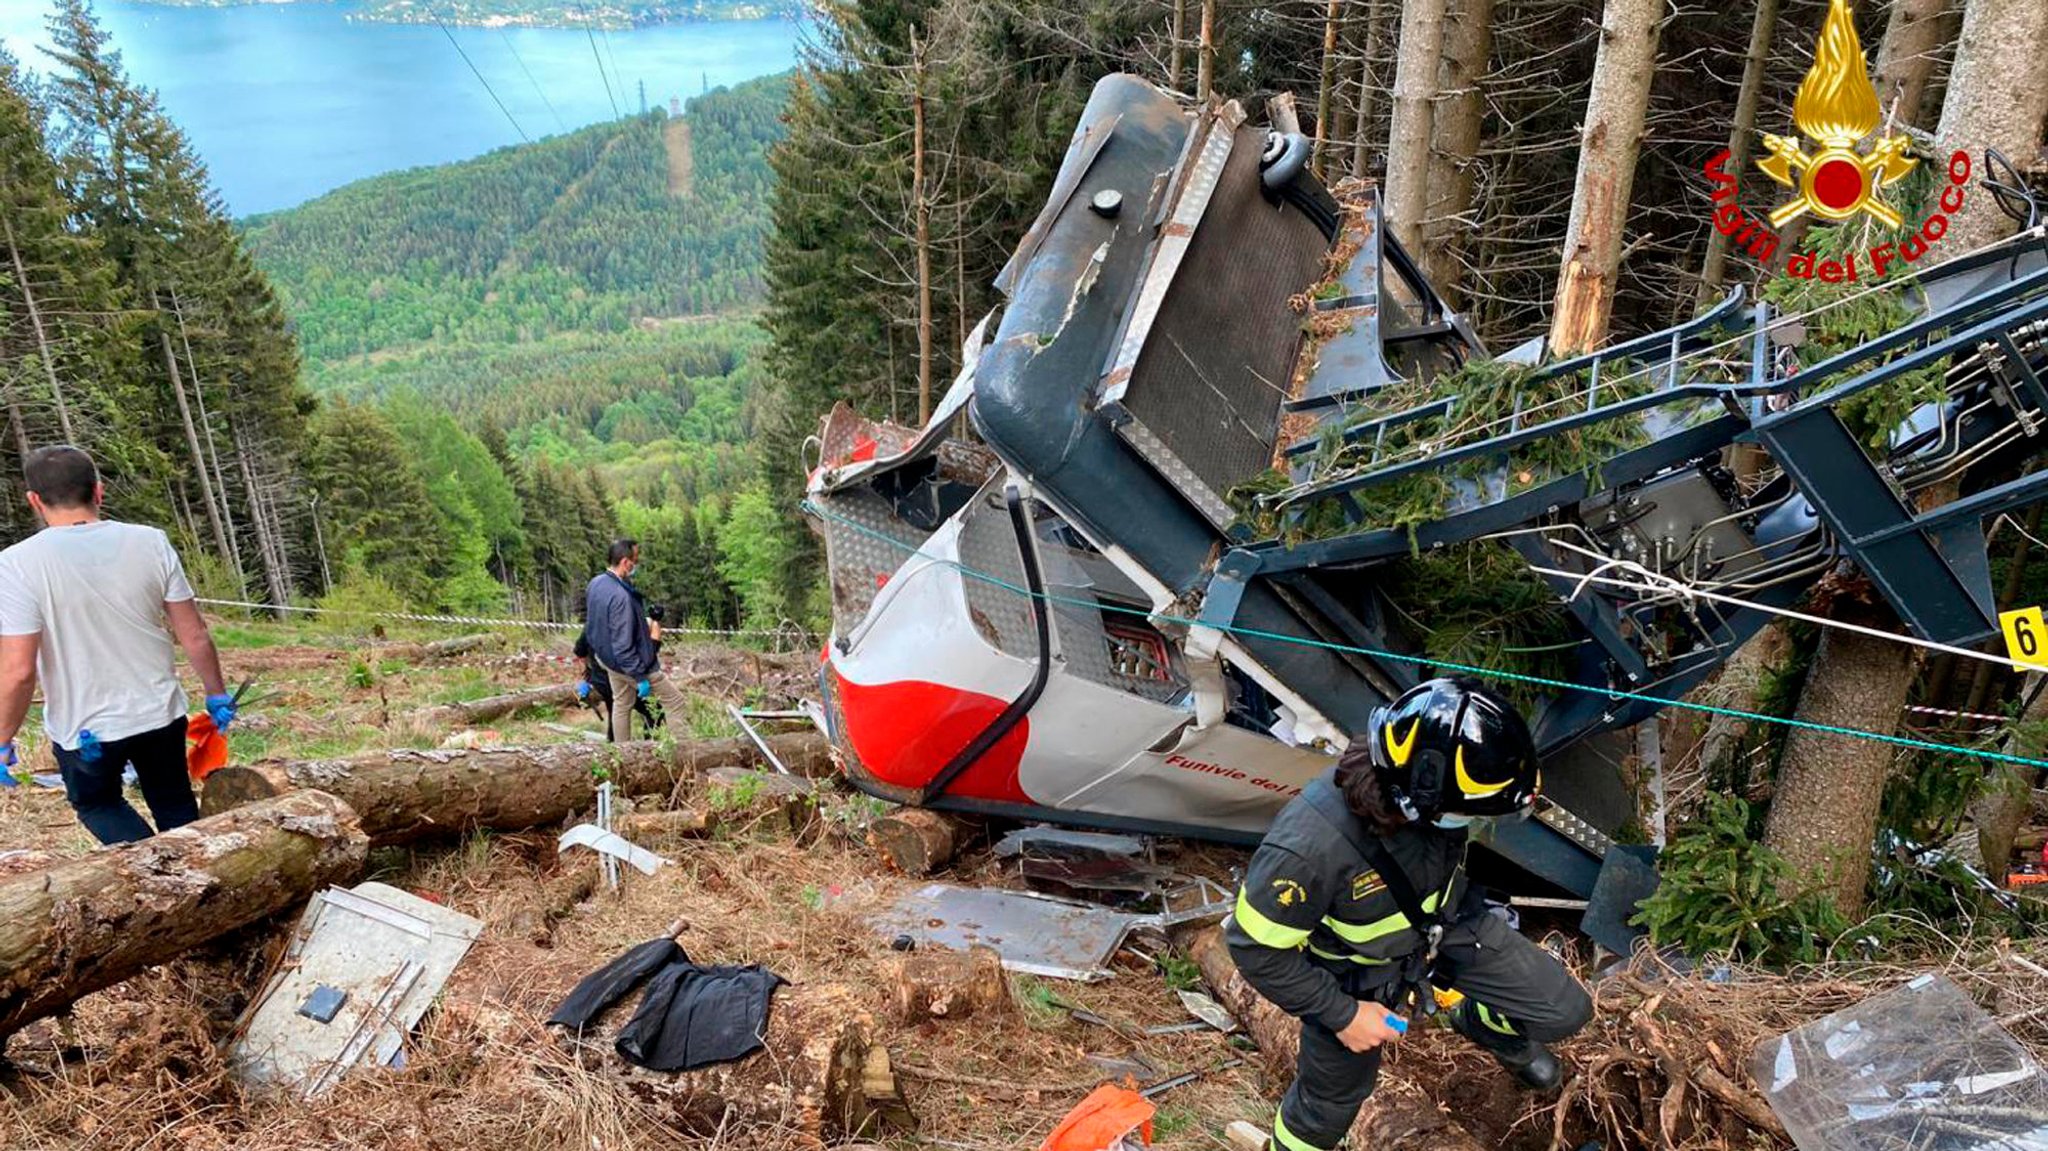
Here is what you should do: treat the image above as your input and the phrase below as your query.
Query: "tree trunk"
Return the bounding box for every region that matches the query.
[1873,0,1960,130]
[172,289,242,576]
[0,789,367,1039]
[379,633,494,662]
[868,806,967,874]
[1181,926,1489,1151]
[1697,0,1781,301]
[1351,0,1386,178]
[2,212,75,442]
[401,682,581,731]
[157,304,237,580]
[910,28,932,425]
[1197,0,1216,102]
[1382,0,1448,255]
[200,732,831,846]
[1762,627,1919,914]
[567,981,913,1148]
[1169,0,1186,90]
[232,420,291,614]
[1547,0,1664,357]
[889,944,1007,1023]
[1422,0,1495,302]
[1313,0,1344,176]
[1970,674,2048,883]
[1689,623,1791,786]
[1932,0,2048,253]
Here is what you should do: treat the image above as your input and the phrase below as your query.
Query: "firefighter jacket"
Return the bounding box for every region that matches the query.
[1223,771,1467,1034]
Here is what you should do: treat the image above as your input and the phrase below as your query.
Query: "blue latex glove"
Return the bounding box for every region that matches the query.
[205,693,238,731]
[76,729,102,764]
[0,740,17,787]
[576,681,591,702]
[635,678,651,700]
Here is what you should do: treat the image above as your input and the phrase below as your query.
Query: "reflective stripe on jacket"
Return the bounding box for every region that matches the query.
[1223,771,1466,1032]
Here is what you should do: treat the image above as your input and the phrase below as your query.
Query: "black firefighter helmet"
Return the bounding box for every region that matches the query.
[1367,677,1540,822]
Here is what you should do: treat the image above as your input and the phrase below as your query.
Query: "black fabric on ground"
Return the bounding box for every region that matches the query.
[614,960,785,1072]
[546,938,681,1030]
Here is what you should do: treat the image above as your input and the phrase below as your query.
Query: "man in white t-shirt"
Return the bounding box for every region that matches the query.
[0,446,237,844]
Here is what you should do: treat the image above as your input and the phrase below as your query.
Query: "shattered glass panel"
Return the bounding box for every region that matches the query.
[1754,973,2048,1151]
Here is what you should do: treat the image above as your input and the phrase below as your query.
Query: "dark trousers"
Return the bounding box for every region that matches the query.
[55,717,195,846]
[1275,911,1593,1150]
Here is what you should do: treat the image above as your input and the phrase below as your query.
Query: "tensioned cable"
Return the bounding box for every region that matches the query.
[802,498,2048,770]
[575,0,621,119]
[433,10,529,143]
[1519,536,2021,670]
[498,26,568,134]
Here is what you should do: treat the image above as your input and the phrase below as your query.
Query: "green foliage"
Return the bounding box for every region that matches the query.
[716,483,791,629]
[317,564,416,623]
[1760,225,1948,453]
[1636,793,1849,965]
[1157,952,1201,993]
[345,652,375,690]
[1009,974,1065,1027]
[3,4,308,571]
[708,771,764,811]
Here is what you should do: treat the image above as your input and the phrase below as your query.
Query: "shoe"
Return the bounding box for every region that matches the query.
[1448,1001,1564,1091]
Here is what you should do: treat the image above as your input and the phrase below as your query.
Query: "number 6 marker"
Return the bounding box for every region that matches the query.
[2001,606,2048,672]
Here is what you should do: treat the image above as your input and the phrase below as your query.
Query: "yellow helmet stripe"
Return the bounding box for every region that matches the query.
[1385,719,1420,767]
[1454,746,1511,798]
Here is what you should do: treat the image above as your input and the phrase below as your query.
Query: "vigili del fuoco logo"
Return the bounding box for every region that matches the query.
[1702,0,1971,282]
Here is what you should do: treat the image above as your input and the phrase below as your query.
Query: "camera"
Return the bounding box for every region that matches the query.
[648,603,669,624]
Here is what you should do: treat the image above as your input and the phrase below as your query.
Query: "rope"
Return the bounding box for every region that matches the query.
[193,597,791,641]
[802,498,2048,771]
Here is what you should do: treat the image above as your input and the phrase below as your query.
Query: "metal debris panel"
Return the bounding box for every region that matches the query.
[866,882,1144,981]
[229,881,483,1097]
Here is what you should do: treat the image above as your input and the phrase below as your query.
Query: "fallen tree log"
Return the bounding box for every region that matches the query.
[380,633,493,662]
[1182,926,1489,1151]
[201,733,828,846]
[405,683,580,731]
[0,789,367,1039]
[565,980,914,1147]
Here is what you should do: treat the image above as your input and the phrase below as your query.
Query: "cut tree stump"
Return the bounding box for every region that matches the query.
[1182,926,1490,1151]
[404,683,580,732]
[868,807,968,875]
[889,943,1007,1023]
[0,789,368,1039]
[202,733,827,846]
[565,980,914,1147]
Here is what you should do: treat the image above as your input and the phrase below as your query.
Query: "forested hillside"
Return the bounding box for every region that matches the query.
[2,1,789,629]
[245,75,784,363]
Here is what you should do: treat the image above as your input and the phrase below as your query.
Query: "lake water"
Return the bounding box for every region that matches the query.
[0,0,802,214]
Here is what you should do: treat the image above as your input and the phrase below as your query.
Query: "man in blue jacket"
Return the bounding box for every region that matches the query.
[583,538,688,742]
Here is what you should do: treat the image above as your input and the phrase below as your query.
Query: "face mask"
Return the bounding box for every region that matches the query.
[1434,813,1476,830]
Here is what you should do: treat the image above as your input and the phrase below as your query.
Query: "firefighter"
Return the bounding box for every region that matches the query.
[1225,676,1592,1151]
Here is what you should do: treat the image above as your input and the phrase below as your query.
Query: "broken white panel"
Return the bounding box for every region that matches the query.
[1753,973,2048,1151]
[230,881,483,1097]
[559,823,669,877]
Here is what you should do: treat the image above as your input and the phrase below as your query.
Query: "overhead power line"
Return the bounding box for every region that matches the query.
[575,0,620,119]
[433,11,530,143]
[498,26,568,134]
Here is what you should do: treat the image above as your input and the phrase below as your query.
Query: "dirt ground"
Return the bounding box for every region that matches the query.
[2,616,2045,1151]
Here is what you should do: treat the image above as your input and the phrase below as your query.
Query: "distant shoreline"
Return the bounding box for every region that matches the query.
[125,0,799,32]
